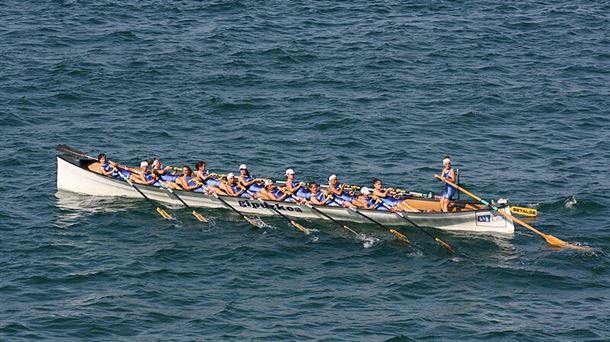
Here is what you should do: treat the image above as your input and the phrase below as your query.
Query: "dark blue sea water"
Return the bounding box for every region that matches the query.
[2,1,609,340]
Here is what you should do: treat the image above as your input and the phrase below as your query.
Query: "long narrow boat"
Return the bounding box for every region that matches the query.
[56,154,515,234]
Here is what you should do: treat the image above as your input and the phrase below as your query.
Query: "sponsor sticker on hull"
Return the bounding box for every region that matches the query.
[475,211,506,228]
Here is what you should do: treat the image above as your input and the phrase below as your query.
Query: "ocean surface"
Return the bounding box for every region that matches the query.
[1,1,609,340]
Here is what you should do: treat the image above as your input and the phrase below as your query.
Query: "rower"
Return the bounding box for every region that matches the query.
[237,164,260,190]
[439,156,456,212]
[327,174,346,197]
[219,173,245,197]
[130,160,161,186]
[194,160,213,184]
[350,187,376,210]
[151,158,179,182]
[306,182,333,206]
[97,153,130,179]
[97,153,116,177]
[175,165,202,192]
[253,179,289,201]
[281,168,305,195]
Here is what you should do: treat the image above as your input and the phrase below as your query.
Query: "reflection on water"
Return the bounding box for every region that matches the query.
[53,190,140,228]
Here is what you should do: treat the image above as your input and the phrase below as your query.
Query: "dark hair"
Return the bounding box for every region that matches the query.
[97,153,106,161]
[444,155,451,160]
[241,169,251,177]
[373,178,382,185]
[195,160,206,170]
[183,165,192,173]
[308,182,318,188]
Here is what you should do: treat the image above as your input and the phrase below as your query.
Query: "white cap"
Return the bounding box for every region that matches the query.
[360,187,370,195]
[328,174,337,182]
[285,168,295,175]
[227,173,235,179]
[443,158,451,165]
[140,161,149,168]
[264,179,273,186]
[239,164,247,170]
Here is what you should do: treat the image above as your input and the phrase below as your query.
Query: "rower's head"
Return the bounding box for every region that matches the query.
[182,165,192,176]
[359,187,371,198]
[443,156,451,168]
[239,164,249,176]
[227,173,236,184]
[264,179,275,190]
[151,158,161,169]
[140,160,149,172]
[328,174,337,185]
[373,178,382,189]
[308,182,319,193]
[196,160,206,171]
[285,168,295,179]
[98,153,107,164]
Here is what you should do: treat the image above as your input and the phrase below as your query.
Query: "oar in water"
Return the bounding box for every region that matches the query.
[157,180,208,223]
[116,169,173,220]
[211,193,262,227]
[245,191,311,234]
[434,175,590,251]
[334,197,410,244]
[378,201,455,253]
[293,195,360,237]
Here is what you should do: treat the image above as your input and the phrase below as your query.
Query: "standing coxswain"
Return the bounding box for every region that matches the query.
[439,156,456,212]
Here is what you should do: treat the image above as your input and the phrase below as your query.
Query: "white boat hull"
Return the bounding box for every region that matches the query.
[57,156,514,234]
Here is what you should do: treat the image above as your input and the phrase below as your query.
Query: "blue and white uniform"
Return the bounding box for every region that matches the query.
[442,169,456,199]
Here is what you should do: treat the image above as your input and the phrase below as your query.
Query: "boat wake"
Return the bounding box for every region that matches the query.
[355,233,380,248]
[564,196,578,208]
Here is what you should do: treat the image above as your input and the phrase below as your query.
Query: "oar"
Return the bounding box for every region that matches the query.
[157,179,208,223]
[56,144,96,159]
[434,175,589,251]
[246,191,311,234]
[378,202,455,253]
[332,197,410,244]
[294,195,359,236]
[116,169,173,219]
[211,193,262,227]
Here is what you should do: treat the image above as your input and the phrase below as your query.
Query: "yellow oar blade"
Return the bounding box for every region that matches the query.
[290,220,311,234]
[191,210,208,223]
[543,234,591,251]
[510,206,538,217]
[389,229,410,244]
[434,238,455,254]
[156,207,173,219]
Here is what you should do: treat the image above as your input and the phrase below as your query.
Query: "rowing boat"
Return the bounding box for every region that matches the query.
[56,154,515,234]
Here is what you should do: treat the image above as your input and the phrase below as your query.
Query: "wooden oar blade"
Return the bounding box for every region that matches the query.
[290,220,311,234]
[510,206,538,217]
[435,238,455,254]
[192,210,208,223]
[389,229,410,244]
[543,234,591,251]
[156,207,173,219]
